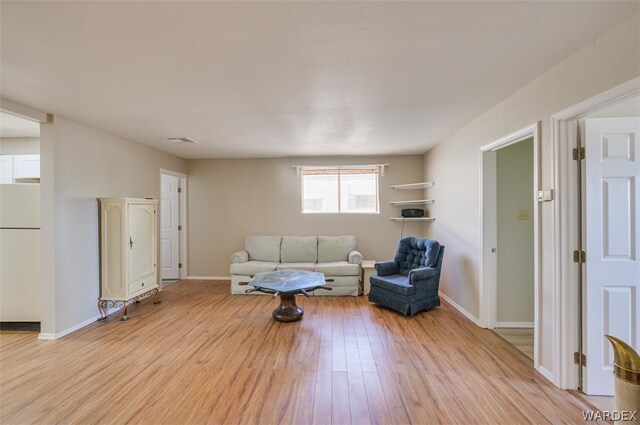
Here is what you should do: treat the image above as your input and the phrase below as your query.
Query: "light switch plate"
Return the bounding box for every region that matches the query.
[536,190,553,202]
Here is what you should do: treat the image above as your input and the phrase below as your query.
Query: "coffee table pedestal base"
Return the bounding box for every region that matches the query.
[272,294,303,322]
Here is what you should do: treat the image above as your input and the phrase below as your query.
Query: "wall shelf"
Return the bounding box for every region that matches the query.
[389,199,435,206]
[389,181,435,223]
[389,181,434,190]
[389,217,436,222]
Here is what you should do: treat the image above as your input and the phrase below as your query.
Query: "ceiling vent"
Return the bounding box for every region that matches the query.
[166,137,198,144]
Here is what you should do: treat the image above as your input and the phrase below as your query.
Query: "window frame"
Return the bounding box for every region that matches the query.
[300,166,380,214]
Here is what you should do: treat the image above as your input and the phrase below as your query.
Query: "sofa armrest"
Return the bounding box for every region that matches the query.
[348,250,363,265]
[409,267,437,283]
[375,260,399,276]
[231,250,249,264]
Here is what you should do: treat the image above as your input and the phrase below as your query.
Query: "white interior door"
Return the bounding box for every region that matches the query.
[161,174,180,279]
[584,117,640,395]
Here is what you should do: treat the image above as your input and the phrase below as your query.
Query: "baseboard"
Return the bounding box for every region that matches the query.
[496,321,534,328]
[537,365,555,385]
[37,333,56,340]
[187,276,231,280]
[38,314,101,341]
[438,291,480,326]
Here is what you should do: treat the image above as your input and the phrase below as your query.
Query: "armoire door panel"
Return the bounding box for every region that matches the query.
[128,204,156,283]
[104,204,124,296]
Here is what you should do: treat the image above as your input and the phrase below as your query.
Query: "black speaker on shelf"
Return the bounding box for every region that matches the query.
[401,208,425,218]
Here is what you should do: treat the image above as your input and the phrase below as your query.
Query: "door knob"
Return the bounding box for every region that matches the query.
[129,236,133,249]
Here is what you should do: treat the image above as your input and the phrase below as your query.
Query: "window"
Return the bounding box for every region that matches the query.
[301,166,379,214]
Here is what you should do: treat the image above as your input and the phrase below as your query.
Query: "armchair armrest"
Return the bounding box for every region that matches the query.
[375,260,399,276]
[348,250,363,265]
[231,250,249,264]
[408,267,437,283]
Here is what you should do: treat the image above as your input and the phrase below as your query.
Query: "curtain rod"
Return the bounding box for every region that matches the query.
[292,164,389,177]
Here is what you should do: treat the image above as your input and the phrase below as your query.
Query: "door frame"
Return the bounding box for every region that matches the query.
[479,121,542,369]
[551,76,640,390]
[159,169,188,280]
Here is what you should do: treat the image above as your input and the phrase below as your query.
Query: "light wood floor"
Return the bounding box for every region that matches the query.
[1,280,606,425]
[492,329,616,412]
[493,328,534,360]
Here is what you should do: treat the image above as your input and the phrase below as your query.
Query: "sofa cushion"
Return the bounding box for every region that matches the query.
[275,262,315,272]
[318,235,357,263]
[245,236,282,262]
[314,261,360,276]
[370,274,415,296]
[230,261,278,275]
[281,236,318,263]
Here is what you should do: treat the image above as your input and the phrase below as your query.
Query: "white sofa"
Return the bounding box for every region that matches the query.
[230,235,363,296]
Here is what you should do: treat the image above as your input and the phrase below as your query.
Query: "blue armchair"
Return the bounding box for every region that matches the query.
[368,237,444,316]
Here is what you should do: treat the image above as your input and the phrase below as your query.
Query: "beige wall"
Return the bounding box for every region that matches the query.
[496,138,534,324]
[187,155,425,276]
[423,12,639,378]
[39,116,187,335]
[0,137,40,154]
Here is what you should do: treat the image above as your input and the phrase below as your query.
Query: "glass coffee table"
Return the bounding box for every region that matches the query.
[246,270,332,322]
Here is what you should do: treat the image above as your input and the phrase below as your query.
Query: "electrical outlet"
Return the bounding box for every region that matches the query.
[517,209,529,220]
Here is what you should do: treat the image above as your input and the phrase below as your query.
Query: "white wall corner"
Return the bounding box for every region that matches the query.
[37,314,101,340]
[439,291,481,326]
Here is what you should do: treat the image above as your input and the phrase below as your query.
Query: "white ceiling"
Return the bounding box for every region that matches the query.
[0,112,40,138]
[1,2,639,159]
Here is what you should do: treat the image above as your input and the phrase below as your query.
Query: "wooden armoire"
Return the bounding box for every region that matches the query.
[98,198,160,321]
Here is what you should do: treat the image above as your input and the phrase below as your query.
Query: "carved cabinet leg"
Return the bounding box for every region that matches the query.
[97,301,108,321]
[121,303,130,321]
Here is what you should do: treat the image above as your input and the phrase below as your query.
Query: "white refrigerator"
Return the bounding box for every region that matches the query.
[0,184,41,322]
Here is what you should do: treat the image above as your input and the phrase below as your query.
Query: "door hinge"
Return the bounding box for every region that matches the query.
[178,262,183,269]
[574,352,586,366]
[178,187,182,193]
[572,147,585,160]
[573,250,586,263]
[178,225,182,231]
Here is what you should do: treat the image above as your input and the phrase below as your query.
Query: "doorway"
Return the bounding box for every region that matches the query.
[552,77,639,394]
[480,122,542,369]
[494,137,535,359]
[159,170,187,284]
[0,111,42,331]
